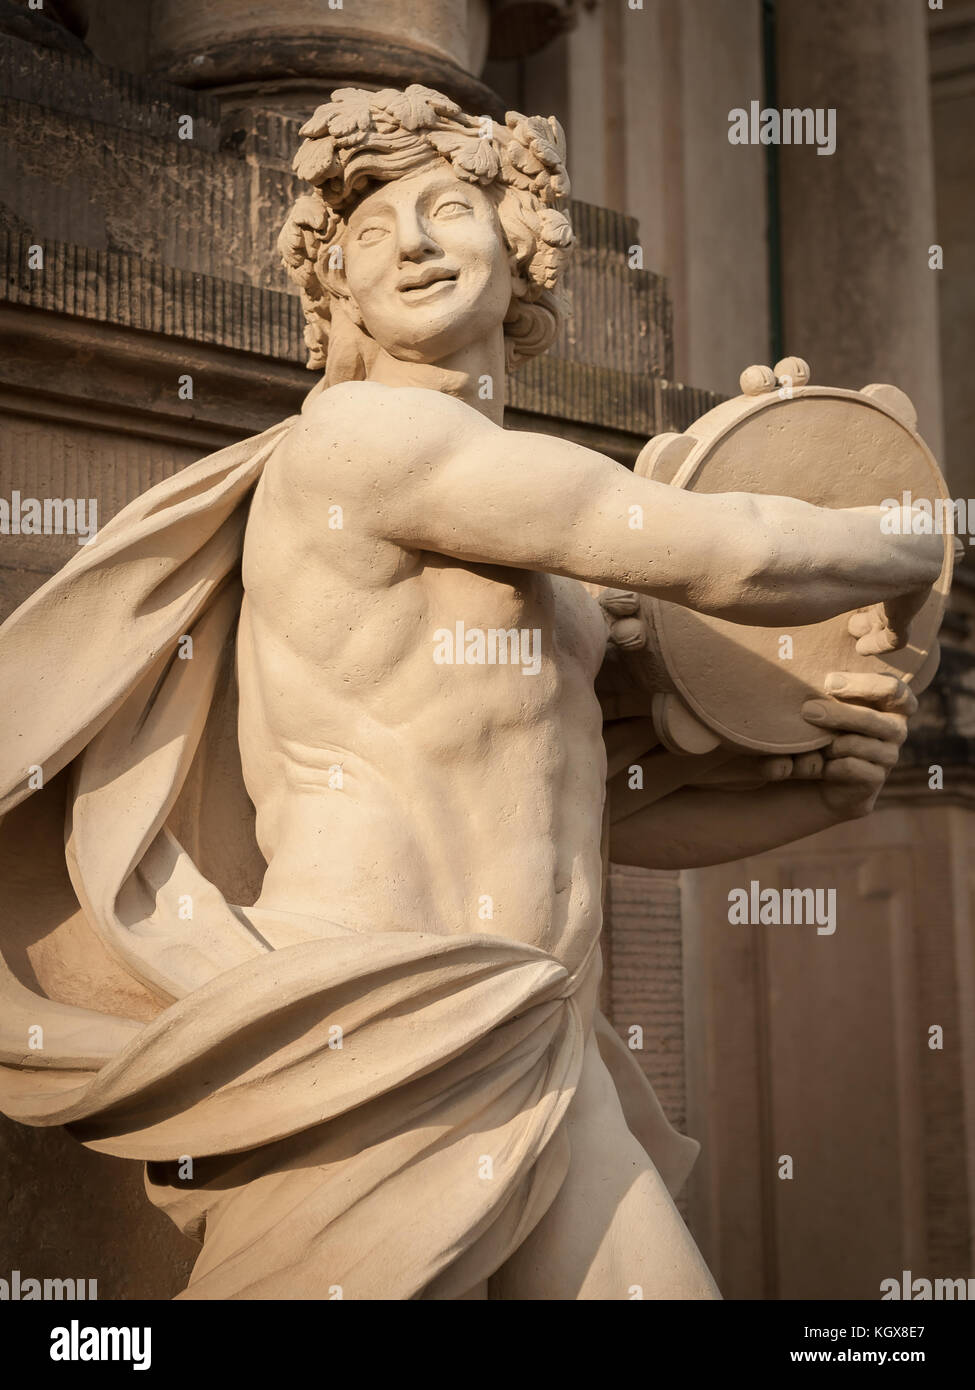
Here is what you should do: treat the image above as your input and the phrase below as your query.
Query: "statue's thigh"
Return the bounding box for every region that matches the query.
[489,1032,721,1301]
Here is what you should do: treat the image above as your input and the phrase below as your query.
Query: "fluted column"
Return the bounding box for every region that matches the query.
[775,0,943,457]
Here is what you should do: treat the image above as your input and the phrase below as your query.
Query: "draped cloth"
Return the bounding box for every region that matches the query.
[0,401,698,1299]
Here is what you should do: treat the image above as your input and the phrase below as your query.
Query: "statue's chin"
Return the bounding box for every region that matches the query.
[378,324,493,367]
[372,285,506,365]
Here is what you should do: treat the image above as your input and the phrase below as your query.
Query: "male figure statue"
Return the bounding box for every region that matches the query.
[0,86,941,1300]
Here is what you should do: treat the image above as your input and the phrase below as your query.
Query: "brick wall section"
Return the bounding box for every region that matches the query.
[605,863,686,1135]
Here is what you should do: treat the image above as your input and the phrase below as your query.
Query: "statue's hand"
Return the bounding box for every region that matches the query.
[599,587,647,653]
[686,671,914,817]
[844,508,953,654]
[849,530,957,654]
[849,593,929,655]
[799,671,916,816]
[595,587,658,720]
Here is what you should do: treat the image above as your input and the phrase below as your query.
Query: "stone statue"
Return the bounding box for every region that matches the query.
[0,85,945,1300]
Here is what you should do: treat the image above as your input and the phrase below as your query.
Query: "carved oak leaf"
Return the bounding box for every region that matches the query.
[504,135,542,178]
[293,137,340,186]
[540,168,571,203]
[428,131,501,182]
[506,112,560,167]
[525,125,562,171]
[546,116,567,162]
[299,105,332,139]
[499,141,542,198]
[538,207,573,248]
[373,86,442,131]
[406,83,461,115]
[277,218,306,269]
[300,91,373,145]
[291,193,330,232]
[503,111,570,202]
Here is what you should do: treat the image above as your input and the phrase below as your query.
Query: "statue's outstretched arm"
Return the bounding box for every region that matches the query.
[293,381,941,636]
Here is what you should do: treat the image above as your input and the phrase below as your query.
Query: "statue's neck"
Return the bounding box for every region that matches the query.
[366,334,505,426]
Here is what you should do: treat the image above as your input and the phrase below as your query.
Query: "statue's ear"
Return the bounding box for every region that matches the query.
[335,284,364,328]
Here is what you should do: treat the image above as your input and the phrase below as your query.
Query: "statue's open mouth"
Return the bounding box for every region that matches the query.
[399,270,458,299]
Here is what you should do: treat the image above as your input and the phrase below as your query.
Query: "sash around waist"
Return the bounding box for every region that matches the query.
[0,927,602,1164]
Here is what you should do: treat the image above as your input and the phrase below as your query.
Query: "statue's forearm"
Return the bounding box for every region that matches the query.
[609,782,844,871]
[399,415,941,625]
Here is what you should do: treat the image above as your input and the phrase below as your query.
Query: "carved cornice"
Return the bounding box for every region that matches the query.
[0,303,672,466]
[0,30,223,145]
[0,303,309,447]
[0,231,713,447]
[0,231,308,366]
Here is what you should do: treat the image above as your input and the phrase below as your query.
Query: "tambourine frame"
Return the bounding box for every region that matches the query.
[637,374,953,756]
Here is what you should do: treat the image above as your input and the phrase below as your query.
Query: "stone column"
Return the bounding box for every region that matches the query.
[146,0,500,117]
[564,0,770,398]
[929,1,975,490]
[775,0,944,457]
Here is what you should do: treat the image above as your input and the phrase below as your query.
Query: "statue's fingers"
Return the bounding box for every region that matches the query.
[791,752,825,779]
[609,616,646,650]
[855,624,899,656]
[754,756,794,782]
[823,671,917,715]
[847,608,875,638]
[877,588,929,653]
[821,756,887,790]
[824,734,900,768]
[802,699,907,744]
[599,588,641,618]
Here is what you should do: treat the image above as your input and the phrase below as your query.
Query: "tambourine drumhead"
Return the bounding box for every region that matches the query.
[645,387,952,754]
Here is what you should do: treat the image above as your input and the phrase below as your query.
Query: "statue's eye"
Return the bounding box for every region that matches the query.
[357,225,389,245]
[434,200,472,219]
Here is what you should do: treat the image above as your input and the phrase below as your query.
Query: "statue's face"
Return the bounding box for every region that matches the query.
[343,165,512,364]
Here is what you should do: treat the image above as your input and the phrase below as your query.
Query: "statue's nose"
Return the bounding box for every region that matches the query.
[395,211,439,262]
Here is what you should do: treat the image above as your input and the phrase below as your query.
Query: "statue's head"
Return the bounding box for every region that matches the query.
[278,84,573,385]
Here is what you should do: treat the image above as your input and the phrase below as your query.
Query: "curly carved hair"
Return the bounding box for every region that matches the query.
[278,84,573,383]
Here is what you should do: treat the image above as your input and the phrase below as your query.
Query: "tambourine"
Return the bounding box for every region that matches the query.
[635,357,953,756]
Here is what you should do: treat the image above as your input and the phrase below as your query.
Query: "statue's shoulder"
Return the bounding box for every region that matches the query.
[305,380,480,428]
[283,381,487,488]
